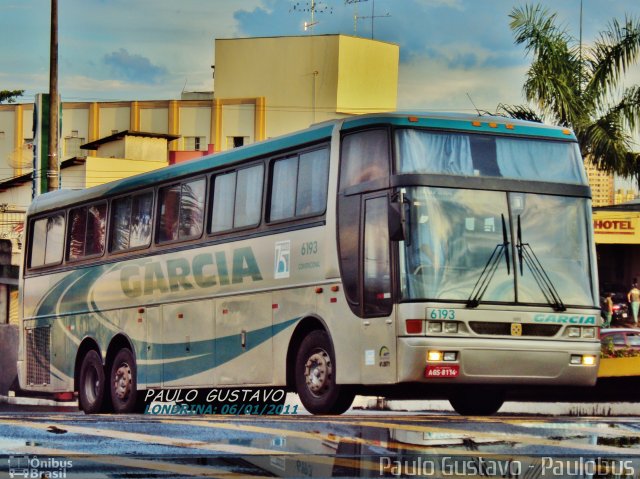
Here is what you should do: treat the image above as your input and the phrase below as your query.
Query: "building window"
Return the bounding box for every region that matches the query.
[184,136,206,151]
[227,136,247,149]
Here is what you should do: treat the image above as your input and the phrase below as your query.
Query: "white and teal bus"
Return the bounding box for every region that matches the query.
[18,112,600,415]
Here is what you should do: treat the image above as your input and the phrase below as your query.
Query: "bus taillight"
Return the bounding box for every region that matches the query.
[405,319,423,334]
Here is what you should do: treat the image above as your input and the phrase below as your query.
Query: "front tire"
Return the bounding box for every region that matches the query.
[109,348,139,414]
[78,349,105,414]
[449,387,505,416]
[294,330,354,415]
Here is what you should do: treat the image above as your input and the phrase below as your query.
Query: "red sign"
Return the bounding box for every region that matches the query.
[425,365,459,378]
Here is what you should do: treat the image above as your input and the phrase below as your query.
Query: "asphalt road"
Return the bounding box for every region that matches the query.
[2,404,640,478]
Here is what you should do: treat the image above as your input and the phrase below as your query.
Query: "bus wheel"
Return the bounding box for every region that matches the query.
[449,387,505,416]
[78,350,105,414]
[109,348,138,414]
[294,330,354,415]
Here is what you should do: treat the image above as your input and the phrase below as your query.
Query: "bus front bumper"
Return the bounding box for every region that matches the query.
[397,336,600,386]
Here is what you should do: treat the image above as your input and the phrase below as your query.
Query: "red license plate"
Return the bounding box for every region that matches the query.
[425,365,459,378]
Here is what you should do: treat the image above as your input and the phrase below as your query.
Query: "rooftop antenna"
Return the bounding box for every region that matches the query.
[345,0,368,35]
[290,0,333,33]
[466,92,482,116]
[353,0,390,39]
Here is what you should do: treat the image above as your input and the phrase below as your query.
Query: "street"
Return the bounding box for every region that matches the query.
[2,401,640,478]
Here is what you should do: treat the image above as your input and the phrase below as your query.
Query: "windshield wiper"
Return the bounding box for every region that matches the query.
[516,215,566,312]
[467,214,510,308]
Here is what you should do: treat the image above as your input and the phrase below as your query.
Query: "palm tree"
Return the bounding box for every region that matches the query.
[499,5,640,181]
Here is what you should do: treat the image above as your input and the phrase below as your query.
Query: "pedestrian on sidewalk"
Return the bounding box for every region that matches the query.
[628,283,640,325]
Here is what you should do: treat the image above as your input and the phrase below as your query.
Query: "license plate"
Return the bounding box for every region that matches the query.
[425,365,459,378]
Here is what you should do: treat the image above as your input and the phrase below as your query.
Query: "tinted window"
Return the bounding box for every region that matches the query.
[111,192,153,252]
[340,129,389,190]
[363,196,392,316]
[68,204,106,261]
[158,178,205,243]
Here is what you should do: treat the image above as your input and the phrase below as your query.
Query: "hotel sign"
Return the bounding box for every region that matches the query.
[593,210,640,244]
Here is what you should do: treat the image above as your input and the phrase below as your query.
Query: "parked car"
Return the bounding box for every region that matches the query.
[600,328,640,353]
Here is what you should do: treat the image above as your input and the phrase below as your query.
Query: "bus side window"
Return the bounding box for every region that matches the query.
[30,214,65,268]
[211,172,236,233]
[211,165,263,233]
[158,179,206,243]
[158,185,180,242]
[269,148,329,222]
[111,192,154,251]
[178,179,206,239]
[68,207,88,260]
[296,148,329,216]
[68,204,106,260]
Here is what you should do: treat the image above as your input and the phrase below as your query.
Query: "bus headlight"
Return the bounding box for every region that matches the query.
[427,322,442,333]
[567,327,581,338]
[444,322,458,333]
[581,328,596,339]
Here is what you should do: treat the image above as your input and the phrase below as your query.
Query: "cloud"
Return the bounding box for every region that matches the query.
[103,48,168,84]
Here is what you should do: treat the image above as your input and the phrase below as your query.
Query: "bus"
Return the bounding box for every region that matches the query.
[18,112,600,415]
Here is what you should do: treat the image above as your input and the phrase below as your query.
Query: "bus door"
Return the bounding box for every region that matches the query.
[360,194,396,384]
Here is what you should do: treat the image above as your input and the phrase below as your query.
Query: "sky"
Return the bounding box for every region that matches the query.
[1,0,639,115]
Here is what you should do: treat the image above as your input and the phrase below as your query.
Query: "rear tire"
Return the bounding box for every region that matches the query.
[449,387,505,416]
[109,348,139,414]
[78,350,105,414]
[294,330,355,415]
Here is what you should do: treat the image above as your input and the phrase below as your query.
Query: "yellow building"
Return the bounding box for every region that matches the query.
[593,206,640,293]
[213,34,399,141]
[584,158,614,206]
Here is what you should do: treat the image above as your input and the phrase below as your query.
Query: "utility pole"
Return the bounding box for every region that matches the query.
[48,0,59,191]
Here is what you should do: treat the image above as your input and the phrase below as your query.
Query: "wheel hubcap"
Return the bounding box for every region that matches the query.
[114,362,132,401]
[304,349,332,396]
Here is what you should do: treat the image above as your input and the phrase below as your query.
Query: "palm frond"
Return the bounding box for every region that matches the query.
[586,16,640,101]
[496,104,544,123]
[606,85,640,133]
[576,111,634,174]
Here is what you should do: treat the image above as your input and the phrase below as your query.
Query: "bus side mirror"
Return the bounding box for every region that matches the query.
[389,192,407,242]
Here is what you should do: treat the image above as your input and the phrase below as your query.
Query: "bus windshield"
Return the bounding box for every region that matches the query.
[396,129,587,185]
[399,187,596,307]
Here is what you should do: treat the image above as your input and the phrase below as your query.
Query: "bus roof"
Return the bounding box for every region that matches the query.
[27,112,576,217]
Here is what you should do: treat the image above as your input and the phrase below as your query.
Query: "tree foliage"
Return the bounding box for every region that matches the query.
[499,5,640,182]
[0,90,24,104]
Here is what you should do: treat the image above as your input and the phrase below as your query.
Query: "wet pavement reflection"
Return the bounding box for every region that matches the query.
[2,412,640,477]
